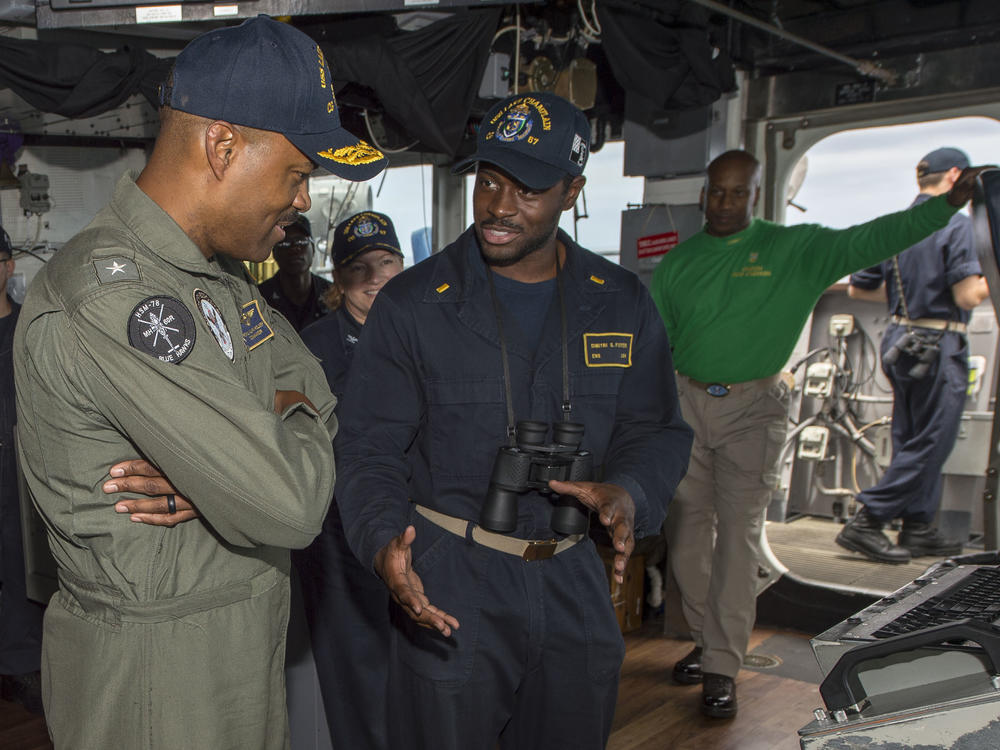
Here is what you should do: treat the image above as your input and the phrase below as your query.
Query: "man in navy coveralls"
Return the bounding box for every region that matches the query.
[335,91,693,749]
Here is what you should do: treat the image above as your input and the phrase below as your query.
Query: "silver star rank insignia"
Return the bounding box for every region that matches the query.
[94,257,140,284]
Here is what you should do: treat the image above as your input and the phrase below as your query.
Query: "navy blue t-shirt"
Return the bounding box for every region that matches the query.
[491,271,556,355]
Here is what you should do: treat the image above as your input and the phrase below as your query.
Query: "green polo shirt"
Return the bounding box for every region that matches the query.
[651,195,959,383]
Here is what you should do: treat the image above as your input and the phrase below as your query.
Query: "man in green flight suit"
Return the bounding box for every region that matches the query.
[13,16,384,749]
[651,149,986,720]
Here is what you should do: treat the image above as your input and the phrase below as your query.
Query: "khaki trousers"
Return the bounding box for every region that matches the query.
[665,373,790,678]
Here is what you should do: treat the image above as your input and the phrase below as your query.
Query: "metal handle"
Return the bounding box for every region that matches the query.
[819,618,1000,712]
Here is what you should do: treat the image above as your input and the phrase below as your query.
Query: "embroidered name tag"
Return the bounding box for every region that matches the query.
[240,299,274,351]
[584,332,633,368]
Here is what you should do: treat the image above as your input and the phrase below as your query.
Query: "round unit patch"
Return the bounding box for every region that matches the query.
[496,103,533,143]
[194,289,234,361]
[354,218,378,238]
[128,296,196,364]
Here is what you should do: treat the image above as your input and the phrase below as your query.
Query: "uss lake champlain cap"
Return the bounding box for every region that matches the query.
[164,14,386,181]
[332,211,403,268]
[917,147,970,178]
[452,92,591,191]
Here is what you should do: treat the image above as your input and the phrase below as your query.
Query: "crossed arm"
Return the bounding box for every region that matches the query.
[106,390,316,526]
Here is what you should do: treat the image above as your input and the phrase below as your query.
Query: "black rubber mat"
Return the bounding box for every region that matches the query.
[743,633,823,684]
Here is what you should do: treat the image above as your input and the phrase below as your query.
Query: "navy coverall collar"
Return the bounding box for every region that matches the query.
[420,226,621,364]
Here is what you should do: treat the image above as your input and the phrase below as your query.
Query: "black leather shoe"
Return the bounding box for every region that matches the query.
[701,673,737,718]
[835,507,911,564]
[1,671,43,715]
[672,646,703,685]
[898,521,964,557]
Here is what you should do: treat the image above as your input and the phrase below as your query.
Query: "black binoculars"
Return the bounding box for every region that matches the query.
[882,330,941,379]
[480,420,593,535]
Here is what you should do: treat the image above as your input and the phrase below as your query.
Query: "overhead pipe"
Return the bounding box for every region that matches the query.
[689,0,898,85]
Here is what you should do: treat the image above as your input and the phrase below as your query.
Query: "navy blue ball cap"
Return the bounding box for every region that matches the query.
[917,147,970,177]
[332,211,403,268]
[452,92,590,190]
[165,15,386,181]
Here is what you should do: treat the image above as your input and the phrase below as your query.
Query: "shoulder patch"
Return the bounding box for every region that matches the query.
[94,257,140,284]
[128,296,196,364]
[194,289,234,361]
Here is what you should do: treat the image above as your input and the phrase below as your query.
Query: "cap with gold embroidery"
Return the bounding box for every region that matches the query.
[451,92,590,190]
[332,211,403,268]
[164,15,386,181]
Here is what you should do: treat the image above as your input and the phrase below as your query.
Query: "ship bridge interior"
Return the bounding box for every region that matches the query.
[5,2,1000,748]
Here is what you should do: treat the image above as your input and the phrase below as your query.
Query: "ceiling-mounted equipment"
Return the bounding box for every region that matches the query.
[688,0,897,85]
[554,58,597,111]
[527,56,557,91]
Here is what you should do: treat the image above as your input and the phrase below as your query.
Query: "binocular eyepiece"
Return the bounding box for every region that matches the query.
[882,330,941,379]
[480,420,593,536]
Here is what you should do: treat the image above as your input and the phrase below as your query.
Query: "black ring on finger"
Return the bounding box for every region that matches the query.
[166,494,177,514]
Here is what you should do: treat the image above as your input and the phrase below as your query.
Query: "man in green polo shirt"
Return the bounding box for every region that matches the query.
[650,149,984,719]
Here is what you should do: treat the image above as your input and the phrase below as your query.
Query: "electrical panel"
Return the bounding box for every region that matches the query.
[479,52,511,99]
[797,425,830,461]
[828,313,855,337]
[19,171,50,215]
[803,361,835,399]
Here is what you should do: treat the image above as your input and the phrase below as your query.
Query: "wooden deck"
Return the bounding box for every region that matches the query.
[610,621,819,750]
[0,618,821,750]
[0,698,49,750]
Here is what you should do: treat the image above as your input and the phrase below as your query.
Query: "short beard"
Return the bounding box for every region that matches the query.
[476,214,561,269]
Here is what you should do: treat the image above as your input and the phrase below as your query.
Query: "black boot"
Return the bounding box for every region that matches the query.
[701,673,737,718]
[672,646,703,685]
[836,507,911,564]
[898,521,963,557]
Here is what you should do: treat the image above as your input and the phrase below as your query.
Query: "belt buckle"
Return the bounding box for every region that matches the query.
[522,539,558,562]
[706,383,730,397]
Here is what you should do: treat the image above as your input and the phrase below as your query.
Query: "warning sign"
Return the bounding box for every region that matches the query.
[637,232,679,260]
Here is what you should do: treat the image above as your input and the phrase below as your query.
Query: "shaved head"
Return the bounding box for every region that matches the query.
[707,150,762,188]
[157,107,266,151]
[702,150,761,237]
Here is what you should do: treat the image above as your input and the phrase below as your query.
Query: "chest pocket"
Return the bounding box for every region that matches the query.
[425,377,506,479]
[569,371,622,463]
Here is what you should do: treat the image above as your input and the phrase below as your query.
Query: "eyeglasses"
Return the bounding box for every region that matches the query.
[274,238,312,251]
